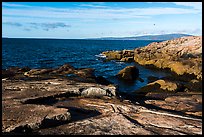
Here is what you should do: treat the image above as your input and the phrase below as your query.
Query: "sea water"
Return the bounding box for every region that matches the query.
[2,38,170,92]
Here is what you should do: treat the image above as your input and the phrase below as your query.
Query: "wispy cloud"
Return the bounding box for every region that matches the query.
[23,28,31,31]
[175,28,202,35]
[79,4,108,8]
[29,22,71,31]
[173,2,202,10]
[3,21,71,31]
[133,28,202,36]
[2,2,202,38]
[147,2,202,10]
[2,3,201,21]
[91,2,105,5]
[2,2,32,8]
[3,22,22,27]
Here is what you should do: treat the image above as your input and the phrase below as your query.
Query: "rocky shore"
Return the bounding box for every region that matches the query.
[2,36,202,135]
[102,36,202,93]
[102,36,202,78]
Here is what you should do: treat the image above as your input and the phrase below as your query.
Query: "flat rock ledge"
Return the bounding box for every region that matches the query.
[2,75,202,135]
[2,104,71,133]
[2,68,118,134]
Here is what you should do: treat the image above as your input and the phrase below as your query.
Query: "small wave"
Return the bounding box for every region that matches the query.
[95,54,106,58]
[38,59,55,64]
[115,61,125,64]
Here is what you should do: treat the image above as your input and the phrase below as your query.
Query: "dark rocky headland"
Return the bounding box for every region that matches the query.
[2,36,202,135]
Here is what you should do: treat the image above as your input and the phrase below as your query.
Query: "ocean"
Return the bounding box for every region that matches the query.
[2,38,171,92]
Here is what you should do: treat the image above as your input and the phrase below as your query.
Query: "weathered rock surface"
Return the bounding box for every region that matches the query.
[148,79,181,92]
[134,36,202,80]
[2,67,31,78]
[3,64,114,86]
[2,73,202,135]
[24,64,95,82]
[74,68,96,82]
[51,64,75,74]
[2,78,117,104]
[144,92,202,117]
[81,87,116,97]
[102,50,134,61]
[36,97,202,135]
[2,73,117,134]
[2,103,71,133]
[24,69,53,76]
[183,79,202,92]
[135,79,182,94]
[102,50,123,60]
[2,60,202,135]
[117,66,139,80]
[102,36,202,82]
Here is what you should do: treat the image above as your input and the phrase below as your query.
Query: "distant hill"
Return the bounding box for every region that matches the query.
[89,34,193,40]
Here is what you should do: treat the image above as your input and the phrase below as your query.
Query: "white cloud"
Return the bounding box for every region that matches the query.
[91,2,105,5]
[2,2,32,8]
[147,2,202,10]
[79,4,108,8]
[2,5,201,21]
[173,2,202,10]
[2,2,202,37]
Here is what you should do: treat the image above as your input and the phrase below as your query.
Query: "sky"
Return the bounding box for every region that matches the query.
[2,2,202,39]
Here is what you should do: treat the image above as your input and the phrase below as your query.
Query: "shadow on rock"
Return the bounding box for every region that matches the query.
[56,106,102,122]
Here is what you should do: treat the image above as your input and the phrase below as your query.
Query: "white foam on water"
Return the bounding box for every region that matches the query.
[95,54,106,58]
[115,61,125,64]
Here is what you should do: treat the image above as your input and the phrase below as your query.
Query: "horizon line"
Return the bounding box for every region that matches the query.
[2,33,199,40]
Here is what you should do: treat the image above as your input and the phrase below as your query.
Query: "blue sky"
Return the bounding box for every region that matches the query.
[2,2,202,39]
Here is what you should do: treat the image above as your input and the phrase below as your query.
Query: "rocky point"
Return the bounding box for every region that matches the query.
[2,36,202,135]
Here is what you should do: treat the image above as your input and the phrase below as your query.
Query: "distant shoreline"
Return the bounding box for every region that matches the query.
[2,33,196,41]
[2,37,162,41]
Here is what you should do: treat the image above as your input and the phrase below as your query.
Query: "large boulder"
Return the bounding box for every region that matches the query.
[117,66,139,80]
[81,87,116,97]
[135,79,182,94]
[102,51,123,60]
[102,50,134,62]
[51,64,75,74]
[149,80,180,92]
[75,68,95,79]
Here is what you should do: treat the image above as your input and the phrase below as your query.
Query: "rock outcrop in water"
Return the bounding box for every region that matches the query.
[2,63,202,135]
[102,36,202,81]
[3,64,110,85]
[102,36,202,94]
[136,79,182,93]
[102,50,134,62]
[134,36,202,80]
[117,66,139,80]
[99,36,202,134]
